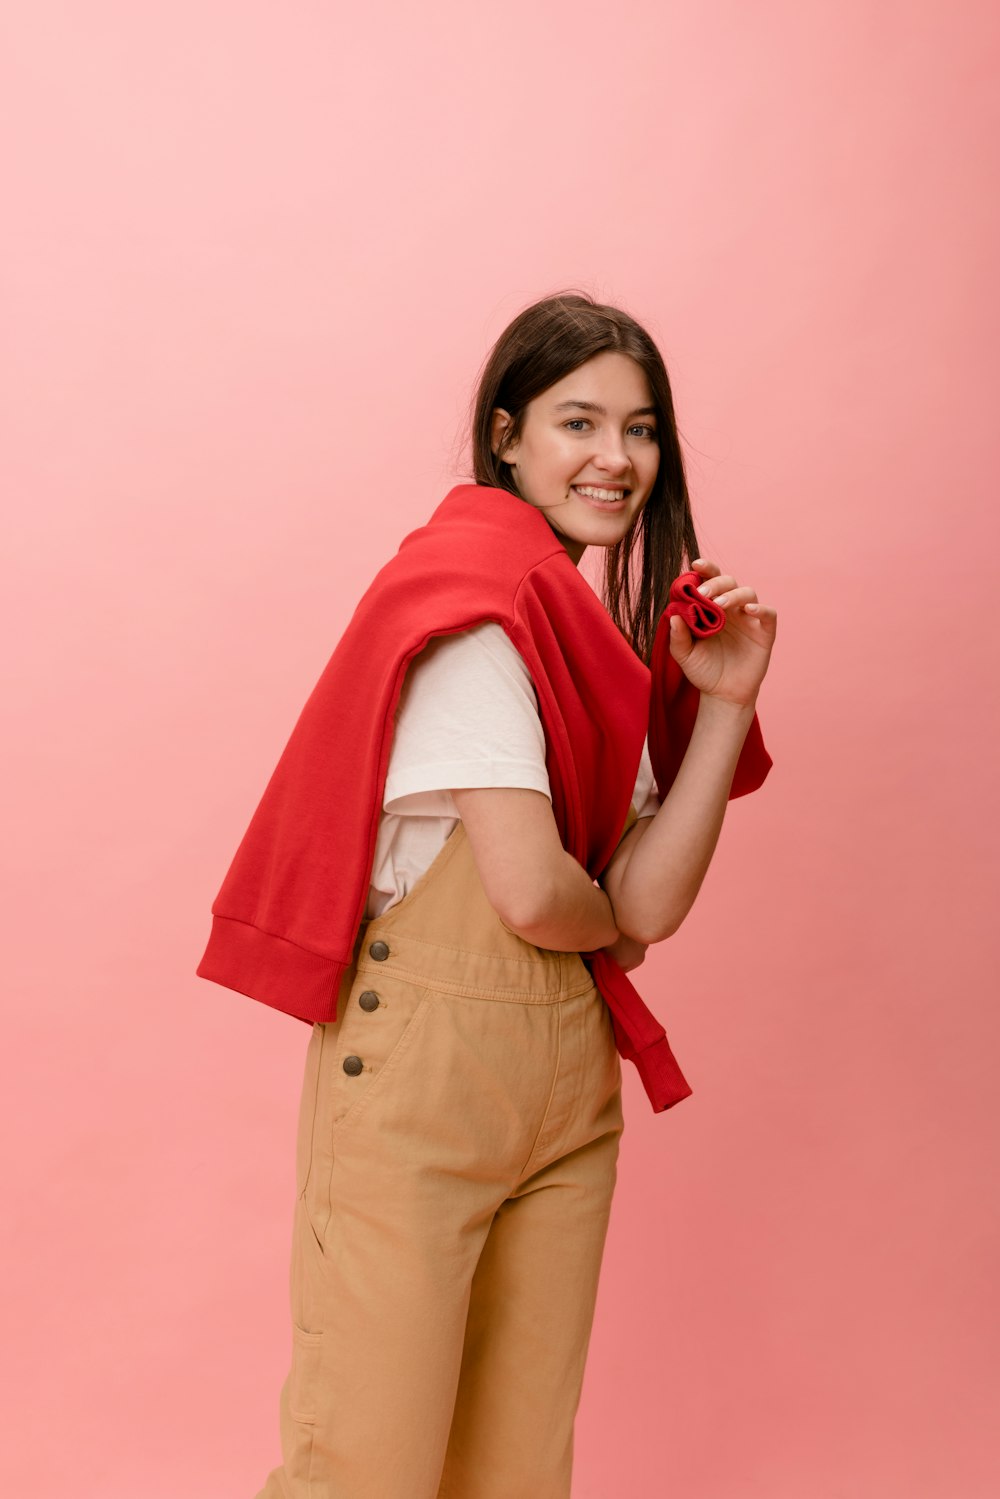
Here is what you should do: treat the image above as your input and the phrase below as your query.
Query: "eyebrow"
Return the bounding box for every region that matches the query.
[553,399,658,418]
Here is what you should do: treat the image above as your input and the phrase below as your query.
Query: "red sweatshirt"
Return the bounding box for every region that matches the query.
[196,483,772,1112]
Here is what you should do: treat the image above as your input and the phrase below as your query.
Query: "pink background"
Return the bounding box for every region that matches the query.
[3,2,998,1495]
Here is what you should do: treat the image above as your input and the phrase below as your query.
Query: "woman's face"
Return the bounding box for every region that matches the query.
[490,351,661,565]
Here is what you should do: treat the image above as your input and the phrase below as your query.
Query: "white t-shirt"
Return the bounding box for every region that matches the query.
[364,621,659,920]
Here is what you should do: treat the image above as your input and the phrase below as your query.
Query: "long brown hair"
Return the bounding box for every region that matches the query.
[464,290,700,666]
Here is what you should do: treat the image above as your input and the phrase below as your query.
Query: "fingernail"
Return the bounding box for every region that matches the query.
[696,583,711,595]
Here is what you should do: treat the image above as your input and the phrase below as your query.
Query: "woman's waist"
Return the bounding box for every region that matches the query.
[350,918,597,1004]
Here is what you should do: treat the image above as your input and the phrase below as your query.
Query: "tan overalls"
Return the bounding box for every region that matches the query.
[256,807,636,1499]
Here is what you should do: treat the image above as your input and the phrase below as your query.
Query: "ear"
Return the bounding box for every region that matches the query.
[490,407,517,462]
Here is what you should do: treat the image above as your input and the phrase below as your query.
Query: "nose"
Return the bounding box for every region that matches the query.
[593,440,631,477]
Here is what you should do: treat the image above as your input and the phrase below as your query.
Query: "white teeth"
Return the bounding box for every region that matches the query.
[573,485,628,501]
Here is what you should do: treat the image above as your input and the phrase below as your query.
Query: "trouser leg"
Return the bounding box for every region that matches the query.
[255,1185,493,1499]
[437,1012,624,1499]
[255,999,502,1499]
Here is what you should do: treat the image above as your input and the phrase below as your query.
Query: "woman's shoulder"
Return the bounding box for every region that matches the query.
[410,619,532,689]
[417,618,517,655]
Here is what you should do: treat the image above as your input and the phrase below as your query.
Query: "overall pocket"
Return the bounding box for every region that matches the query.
[294,1021,326,1203]
[328,971,433,1141]
[288,1320,324,1424]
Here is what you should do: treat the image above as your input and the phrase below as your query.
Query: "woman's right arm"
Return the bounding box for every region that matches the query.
[450,786,619,954]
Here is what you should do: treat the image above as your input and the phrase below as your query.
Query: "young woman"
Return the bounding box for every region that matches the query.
[198,291,776,1498]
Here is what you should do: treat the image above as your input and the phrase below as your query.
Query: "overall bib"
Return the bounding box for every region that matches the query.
[256,810,633,1499]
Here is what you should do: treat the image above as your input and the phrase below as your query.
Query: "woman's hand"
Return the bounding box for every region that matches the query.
[668,558,777,707]
[602,929,648,973]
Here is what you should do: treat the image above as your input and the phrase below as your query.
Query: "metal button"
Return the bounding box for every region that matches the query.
[342,1054,364,1076]
[368,939,390,961]
[358,990,380,1012]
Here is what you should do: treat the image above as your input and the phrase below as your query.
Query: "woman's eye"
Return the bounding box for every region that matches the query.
[563,419,657,439]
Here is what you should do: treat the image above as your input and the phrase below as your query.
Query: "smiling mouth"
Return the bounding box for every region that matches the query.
[571,485,631,507]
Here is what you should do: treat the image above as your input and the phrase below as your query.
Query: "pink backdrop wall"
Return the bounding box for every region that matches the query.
[3,2,997,1494]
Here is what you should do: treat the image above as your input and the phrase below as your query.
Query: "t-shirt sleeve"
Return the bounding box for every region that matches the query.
[382,621,552,815]
[632,735,661,819]
[382,619,661,821]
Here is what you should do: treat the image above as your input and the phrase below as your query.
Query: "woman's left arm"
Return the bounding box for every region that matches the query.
[600,559,777,947]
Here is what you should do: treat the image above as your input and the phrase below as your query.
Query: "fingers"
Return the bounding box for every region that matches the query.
[713,583,754,608]
[692,561,774,631]
[743,602,777,632]
[696,572,739,599]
